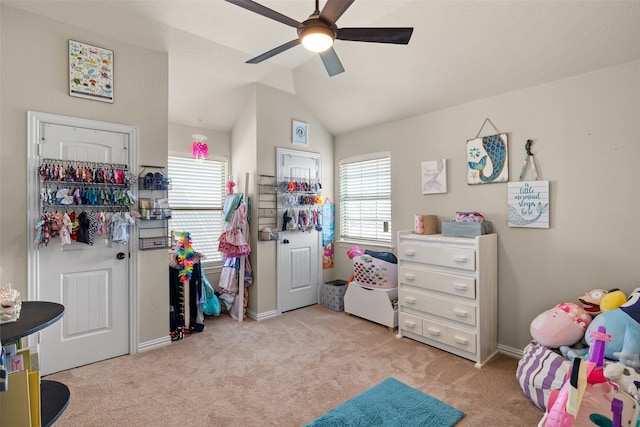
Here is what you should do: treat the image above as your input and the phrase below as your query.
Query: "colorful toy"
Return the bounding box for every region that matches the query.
[578,289,609,315]
[345,246,364,285]
[600,289,628,312]
[585,288,640,368]
[347,246,364,259]
[175,232,195,284]
[540,326,640,427]
[530,302,592,348]
[604,362,640,398]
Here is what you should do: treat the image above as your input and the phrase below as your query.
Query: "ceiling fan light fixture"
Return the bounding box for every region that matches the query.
[300,26,334,52]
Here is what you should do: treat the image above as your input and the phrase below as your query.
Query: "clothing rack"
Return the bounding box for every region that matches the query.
[217,172,250,322]
[236,172,249,322]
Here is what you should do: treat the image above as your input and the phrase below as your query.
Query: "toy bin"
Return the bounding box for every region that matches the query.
[353,255,398,289]
[321,280,347,312]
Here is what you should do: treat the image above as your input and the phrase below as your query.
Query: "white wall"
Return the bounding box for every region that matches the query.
[0,6,169,345]
[334,59,640,349]
[229,83,335,317]
[168,123,230,159]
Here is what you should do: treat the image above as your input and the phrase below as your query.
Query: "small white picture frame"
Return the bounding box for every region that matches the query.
[421,159,447,194]
[292,120,308,146]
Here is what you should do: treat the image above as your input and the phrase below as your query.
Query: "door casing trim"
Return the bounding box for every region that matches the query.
[26,110,139,355]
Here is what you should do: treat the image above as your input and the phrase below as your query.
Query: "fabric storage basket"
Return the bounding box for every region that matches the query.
[353,255,398,289]
[516,340,570,411]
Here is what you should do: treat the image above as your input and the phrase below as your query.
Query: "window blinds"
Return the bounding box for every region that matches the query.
[339,153,391,243]
[168,156,227,263]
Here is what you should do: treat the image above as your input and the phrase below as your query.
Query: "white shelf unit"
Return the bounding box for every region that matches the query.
[396,231,498,368]
[344,282,398,330]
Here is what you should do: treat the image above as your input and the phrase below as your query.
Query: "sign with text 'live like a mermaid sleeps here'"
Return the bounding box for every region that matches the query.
[508,180,550,228]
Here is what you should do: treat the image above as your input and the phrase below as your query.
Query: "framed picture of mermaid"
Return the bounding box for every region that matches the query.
[467,133,509,184]
[507,180,550,228]
[421,159,447,194]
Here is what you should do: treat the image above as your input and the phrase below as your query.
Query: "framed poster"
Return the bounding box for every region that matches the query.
[292,120,308,146]
[421,159,447,194]
[69,40,114,103]
[508,180,550,228]
[467,133,508,184]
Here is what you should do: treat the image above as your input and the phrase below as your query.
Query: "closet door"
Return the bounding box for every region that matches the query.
[277,148,322,312]
[36,122,130,375]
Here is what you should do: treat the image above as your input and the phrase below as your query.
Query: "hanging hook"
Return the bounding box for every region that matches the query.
[525,139,534,156]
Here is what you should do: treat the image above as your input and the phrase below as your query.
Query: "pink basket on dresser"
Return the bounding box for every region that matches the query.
[352,255,398,289]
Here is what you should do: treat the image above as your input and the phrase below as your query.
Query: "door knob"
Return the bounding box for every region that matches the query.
[116,252,126,260]
[283,239,290,244]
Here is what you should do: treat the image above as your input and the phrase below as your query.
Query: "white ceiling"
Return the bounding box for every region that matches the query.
[5,0,640,135]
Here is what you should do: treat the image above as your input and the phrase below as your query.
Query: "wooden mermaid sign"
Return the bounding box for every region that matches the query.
[508,180,550,228]
[467,133,509,184]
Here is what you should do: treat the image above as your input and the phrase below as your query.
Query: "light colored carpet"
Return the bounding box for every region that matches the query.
[45,305,543,426]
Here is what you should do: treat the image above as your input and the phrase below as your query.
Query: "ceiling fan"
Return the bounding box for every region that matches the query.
[225,0,414,77]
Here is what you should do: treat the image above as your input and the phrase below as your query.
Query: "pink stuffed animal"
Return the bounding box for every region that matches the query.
[530,303,592,348]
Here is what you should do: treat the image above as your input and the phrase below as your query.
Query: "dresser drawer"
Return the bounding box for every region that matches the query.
[398,266,476,299]
[398,242,475,271]
[399,312,423,335]
[422,318,477,354]
[446,325,477,354]
[400,289,477,327]
[422,318,447,344]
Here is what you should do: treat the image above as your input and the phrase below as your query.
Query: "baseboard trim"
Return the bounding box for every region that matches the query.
[248,309,279,321]
[498,343,523,359]
[138,335,172,352]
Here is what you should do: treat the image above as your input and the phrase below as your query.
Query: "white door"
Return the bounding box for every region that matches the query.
[36,123,130,375]
[277,148,322,313]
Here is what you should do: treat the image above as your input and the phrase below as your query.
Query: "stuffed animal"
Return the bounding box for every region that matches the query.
[585,287,640,368]
[578,288,609,315]
[604,362,640,398]
[530,302,592,348]
[600,288,627,312]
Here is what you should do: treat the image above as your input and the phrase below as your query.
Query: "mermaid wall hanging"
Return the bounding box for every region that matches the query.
[467,118,509,185]
[508,139,550,228]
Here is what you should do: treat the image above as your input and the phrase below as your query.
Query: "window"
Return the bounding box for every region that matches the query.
[339,152,391,244]
[168,156,227,264]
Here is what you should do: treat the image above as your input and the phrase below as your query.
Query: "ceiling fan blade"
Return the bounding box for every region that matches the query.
[336,27,414,44]
[319,48,345,77]
[246,39,301,64]
[225,0,300,28]
[320,0,355,25]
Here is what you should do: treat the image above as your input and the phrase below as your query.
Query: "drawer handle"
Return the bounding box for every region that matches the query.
[454,308,469,318]
[454,256,470,263]
[404,320,417,329]
[404,273,416,281]
[404,250,416,257]
[453,335,469,345]
[453,283,468,292]
[427,327,441,337]
[404,296,417,305]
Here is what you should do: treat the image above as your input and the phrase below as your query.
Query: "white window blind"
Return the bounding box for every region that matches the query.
[339,153,391,243]
[168,156,227,264]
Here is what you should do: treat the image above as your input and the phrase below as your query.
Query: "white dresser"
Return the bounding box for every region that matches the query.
[396,231,498,368]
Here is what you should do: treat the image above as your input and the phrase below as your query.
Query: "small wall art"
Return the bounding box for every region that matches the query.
[507,180,550,228]
[467,133,509,184]
[292,120,308,146]
[69,40,114,103]
[421,159,447,194]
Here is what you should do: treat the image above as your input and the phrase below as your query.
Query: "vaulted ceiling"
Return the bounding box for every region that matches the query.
[5,1,640,135]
